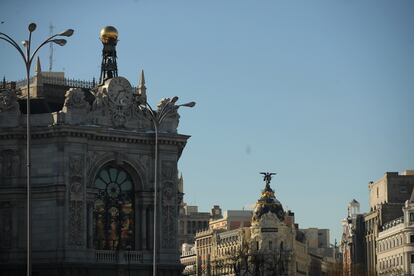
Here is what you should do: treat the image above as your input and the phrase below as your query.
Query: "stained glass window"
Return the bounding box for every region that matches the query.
[93,164,134,250]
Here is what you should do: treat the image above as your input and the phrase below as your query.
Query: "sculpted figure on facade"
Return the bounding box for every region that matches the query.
[0,150,20,177]
[63,88,90,111]
[0,89,20,127]
[156,98,179,133]
[61,88,90,125]
[0,89,19,113]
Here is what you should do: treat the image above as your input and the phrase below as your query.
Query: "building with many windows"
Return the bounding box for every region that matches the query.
[181,243,197,275]
[377,190,414,275]
[178,202,211,250]
[341,199,366,275]
[364,171,414,275]
[185,174,312,276]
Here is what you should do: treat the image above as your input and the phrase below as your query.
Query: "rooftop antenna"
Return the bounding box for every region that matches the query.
[48,22,54,71]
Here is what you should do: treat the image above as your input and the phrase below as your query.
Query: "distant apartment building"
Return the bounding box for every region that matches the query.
[341,199,366,275]
[301,228,329,253]
[188,174,312,276]
[181,243,197,276]
[177,175,223,250]
[364,170,414,275]
[178,203,211,248]
[209,209,252,231]
[376,192,414,275]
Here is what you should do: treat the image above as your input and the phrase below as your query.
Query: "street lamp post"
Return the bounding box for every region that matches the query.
[0,23,73,276]
[141,97,195,276]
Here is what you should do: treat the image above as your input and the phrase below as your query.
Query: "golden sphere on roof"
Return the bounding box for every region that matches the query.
[99,26,118,44]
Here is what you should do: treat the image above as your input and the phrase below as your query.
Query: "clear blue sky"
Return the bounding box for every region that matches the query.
[1,0,413,243]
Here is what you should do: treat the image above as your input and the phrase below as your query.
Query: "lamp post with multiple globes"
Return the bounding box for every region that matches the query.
[0,23,73,276]
[141,97,195,276]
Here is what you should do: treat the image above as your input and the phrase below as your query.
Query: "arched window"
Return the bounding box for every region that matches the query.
[93,163,134,250]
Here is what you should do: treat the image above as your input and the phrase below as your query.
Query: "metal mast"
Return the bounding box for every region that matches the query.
[48,23,54,71]
[99,26,118,84]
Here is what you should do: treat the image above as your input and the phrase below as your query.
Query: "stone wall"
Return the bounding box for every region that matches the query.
[0,83,190,276]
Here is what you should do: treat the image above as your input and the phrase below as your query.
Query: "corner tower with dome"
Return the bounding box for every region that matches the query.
[0,26,192,275]
[189,173,312,276]
[248,173,310,276]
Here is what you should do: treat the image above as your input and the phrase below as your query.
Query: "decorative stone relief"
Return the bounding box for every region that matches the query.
[68,155,84,246]
[90,77,151,129]
[91,91,109,117]
[0,89,20,127]
[85,151,106,185]
[69,201,83,246]
[157,98,180,133]
[63,88,90,110]
[0,150,20,177]
[61,88,90,125]
[0,89,19,113]
[138,154,150,171]
[0,202,12,249]
[69,155,83,201]
[161,182,176,248]
[161,160,176,181]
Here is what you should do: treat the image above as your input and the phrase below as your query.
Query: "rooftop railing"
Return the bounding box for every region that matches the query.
[15,75,96,89]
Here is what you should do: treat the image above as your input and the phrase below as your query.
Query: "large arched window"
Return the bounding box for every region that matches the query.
[93,163,134,250]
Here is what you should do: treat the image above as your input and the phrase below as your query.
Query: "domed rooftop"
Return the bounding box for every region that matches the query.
[252,173,285,222]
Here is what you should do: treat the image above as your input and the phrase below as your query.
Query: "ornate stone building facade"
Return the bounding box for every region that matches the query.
[376,191,414,275]
[188,174,312,276]
[0,26,191,276]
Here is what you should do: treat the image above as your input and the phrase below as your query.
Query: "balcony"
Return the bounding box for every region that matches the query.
[95,250,144,264]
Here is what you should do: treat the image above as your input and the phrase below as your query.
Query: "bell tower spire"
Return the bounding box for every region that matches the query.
[99,26,119,84]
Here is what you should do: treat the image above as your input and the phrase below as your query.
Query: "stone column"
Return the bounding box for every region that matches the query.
[140,204,146,250]
[146,206,152,250]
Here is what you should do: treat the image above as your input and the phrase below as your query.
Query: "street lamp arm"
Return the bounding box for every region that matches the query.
[0,23,73,276]
[0,35,27,63]
[158,101,196,124]
[140,103,158,128]
[28,34,60,65]
[0,32,25,54]
[26,31,33,69]
[143,97,194,276]
[158,98,175,120]
[157,108,175,125]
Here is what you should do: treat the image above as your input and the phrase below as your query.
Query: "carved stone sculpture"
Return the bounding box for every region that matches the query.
[61,88,90,125]
[161,182,176,248]
[0,150,20,177]
[68,155,84,246]
[0,89,20,127]
[156,98,179,133]
[90,77,151,129]
[0,90,19,112]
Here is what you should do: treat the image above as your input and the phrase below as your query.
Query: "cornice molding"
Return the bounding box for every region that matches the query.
[0,125,190,146]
